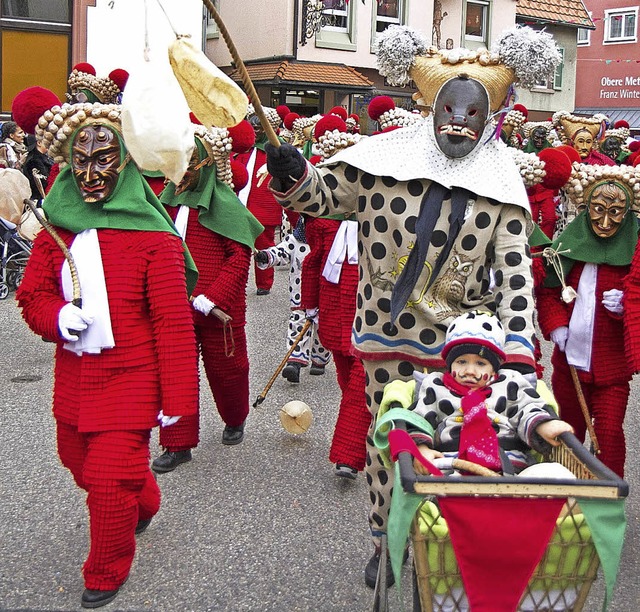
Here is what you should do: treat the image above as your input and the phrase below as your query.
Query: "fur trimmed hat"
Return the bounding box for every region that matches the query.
[442,311,506,372]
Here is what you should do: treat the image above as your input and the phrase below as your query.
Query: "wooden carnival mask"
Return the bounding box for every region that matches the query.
[588,182,629,239]
[71,124,122,203]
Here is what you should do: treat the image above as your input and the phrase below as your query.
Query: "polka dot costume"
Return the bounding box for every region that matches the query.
[271,126,538,546]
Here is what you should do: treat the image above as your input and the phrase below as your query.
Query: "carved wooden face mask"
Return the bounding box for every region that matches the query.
[433,76,489,159]
[71,125,122,203]
[588,182,628,239]
[601,136,622,161]
[531,126,549,150]
[572,129,594,159]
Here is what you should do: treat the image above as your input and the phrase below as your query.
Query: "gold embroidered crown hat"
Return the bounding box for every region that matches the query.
[375,24,562,116]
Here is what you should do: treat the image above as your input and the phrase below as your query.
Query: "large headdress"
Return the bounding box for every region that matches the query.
[36,102,123,165]
[246,103,281,133]
[67,63,129,105]
[563,163,640,214]
[367,96,423,132]
[313,114,363,161]
[375,25,561,115]
[552,110,609,145]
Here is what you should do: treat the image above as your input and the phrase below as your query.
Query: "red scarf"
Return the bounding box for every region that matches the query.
[443,372,501,471]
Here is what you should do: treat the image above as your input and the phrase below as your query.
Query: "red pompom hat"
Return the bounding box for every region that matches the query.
[512,103,528,119]
[554,144,581,165]
[314,114,347,140]
[283,112,300,131]
[329,106,348,120]
[368,96,395,121]
[538,148,572,190]
[276,105,291,120]
[228,120,255,153]
[230,159,249,193]
[11,86,62,134]
[108,68,129,93]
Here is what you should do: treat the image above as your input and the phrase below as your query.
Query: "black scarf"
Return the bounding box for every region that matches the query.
[390,183,470,324]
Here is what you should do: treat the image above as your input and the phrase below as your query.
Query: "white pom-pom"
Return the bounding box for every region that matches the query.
[375,25,428,86]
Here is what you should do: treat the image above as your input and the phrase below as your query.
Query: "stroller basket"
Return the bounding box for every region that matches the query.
[397,433,628,612]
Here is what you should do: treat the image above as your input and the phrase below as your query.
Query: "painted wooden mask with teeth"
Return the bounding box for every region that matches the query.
[433,76,489,159]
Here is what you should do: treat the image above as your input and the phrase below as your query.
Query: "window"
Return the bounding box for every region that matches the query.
[204,0,220,40]
[577,27,590,45]
[375,0,402,33]
[1,0,71,115]
[315,0,356,51]
[465,1,489,46]
[1,0,69,23]
[554,47,564,90]
[604,7,638,44]
[322,0,348,32]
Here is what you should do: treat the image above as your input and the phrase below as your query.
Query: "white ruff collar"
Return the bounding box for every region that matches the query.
[324,116,530,212]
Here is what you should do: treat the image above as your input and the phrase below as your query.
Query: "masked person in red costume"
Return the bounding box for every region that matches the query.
[235,109,298,295]
[537,163,640,477]
[16,102,199,609]
[151,122,263,473]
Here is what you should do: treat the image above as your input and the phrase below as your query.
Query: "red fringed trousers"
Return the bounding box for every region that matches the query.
[56,422,160,590]
[551,355,629,478]
[159,324,250,450]
[329,352,371,470]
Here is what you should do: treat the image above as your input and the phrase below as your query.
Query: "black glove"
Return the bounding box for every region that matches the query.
[254,250,269,265]
[265,143,306,182]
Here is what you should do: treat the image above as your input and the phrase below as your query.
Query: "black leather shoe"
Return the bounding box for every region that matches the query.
[151,449,192,473]
[135,517,152,535]
[309,364,326,375]
[282,362,301,383]
[81,587,120,608]
[222,422,245,445]
[364,547,409,588]
[256,288,270,295]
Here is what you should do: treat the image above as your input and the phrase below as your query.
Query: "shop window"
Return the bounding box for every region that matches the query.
[604,7,638,44]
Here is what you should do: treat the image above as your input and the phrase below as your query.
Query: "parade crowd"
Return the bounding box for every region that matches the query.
[1,22,639,611]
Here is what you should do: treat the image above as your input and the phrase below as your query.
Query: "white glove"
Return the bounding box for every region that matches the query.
[550,326,569,352]
[157,410,181,427]
[602,289,624,315]
[58,303,94,342]
[192,294,215,316]
[305,307,319,324]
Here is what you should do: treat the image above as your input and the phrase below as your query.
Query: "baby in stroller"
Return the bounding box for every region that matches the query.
[406,311,573,474]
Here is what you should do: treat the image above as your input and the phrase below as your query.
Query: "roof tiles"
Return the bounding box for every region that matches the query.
[516,0,594,28]
[228,61,374,89]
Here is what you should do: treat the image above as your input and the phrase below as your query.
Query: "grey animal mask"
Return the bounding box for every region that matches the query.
[433,76,489,159]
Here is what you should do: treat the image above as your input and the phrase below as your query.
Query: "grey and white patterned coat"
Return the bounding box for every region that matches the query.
[270,122,537,371]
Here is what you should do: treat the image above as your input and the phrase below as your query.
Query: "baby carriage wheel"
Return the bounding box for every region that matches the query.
[0,282,9,300]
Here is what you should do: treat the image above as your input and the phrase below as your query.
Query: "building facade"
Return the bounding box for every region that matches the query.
[574,0,640,132]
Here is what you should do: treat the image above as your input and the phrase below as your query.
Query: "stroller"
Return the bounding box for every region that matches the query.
[0,215,32,299]
[373,420,628,612]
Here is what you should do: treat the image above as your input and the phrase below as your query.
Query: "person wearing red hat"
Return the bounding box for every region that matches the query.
[151,123,264,473]
[16,101,199,609]
[235,111,293,295]
[11,86,61,197]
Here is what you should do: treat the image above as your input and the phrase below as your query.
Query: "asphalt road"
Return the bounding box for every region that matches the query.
[1,266,639,612]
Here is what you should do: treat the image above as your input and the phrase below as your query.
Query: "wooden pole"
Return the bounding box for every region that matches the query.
[253,318,312,407]
[201,0,281,147]
[569,365,600,455]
